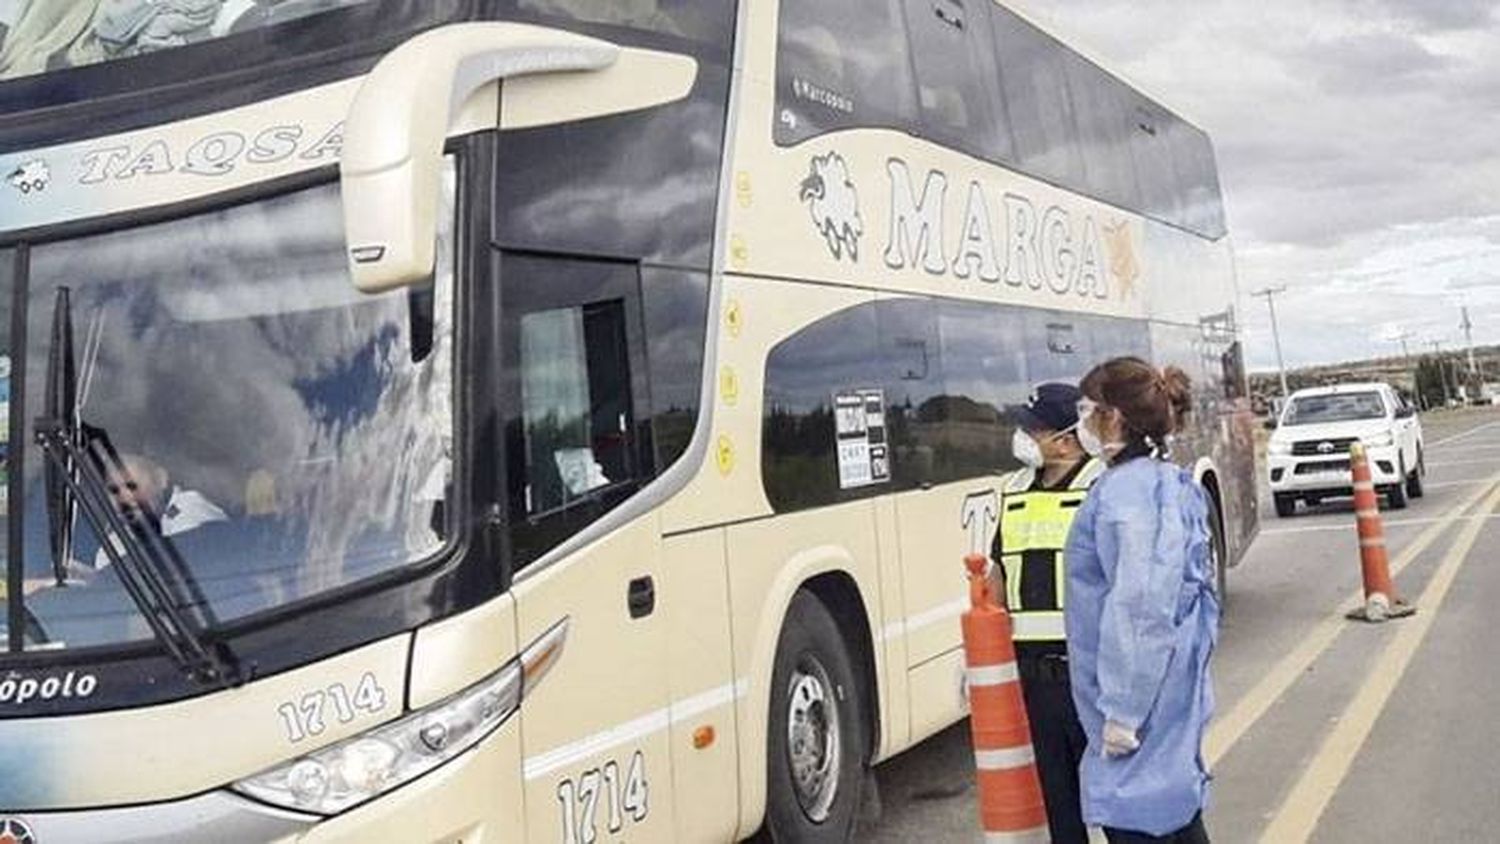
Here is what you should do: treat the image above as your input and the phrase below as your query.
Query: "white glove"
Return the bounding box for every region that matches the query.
[1102,720,1140,758]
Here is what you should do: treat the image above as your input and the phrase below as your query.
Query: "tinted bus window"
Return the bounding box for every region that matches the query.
[990,7,1086,189]
[641,269,709,472]
[876,298,943,490]
[935,299,1029,480]
[775,0,919,146]
[1064,51,1142,212]
[501,255,652,569]
[902,0,1011,160]
[1126,96,1185,225]
[1172,124,1228,238]
[507,0,735,49]
[762,302,883,512]
[0,0,371,81]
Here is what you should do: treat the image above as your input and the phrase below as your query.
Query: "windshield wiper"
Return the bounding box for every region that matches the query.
[35,288,237,685]
[42,287,77,587]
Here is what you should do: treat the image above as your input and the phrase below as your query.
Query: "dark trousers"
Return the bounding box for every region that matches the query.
[1103,813,1211,843]
[1017,651,1090,844]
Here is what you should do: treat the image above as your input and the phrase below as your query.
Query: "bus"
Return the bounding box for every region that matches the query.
[0,1,1254,841]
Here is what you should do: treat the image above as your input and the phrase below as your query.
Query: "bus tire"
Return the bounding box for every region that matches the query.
[1208,492,1228,605]
[763,590,868,843]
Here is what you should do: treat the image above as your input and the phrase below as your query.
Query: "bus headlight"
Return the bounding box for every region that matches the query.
[233,662,520,815]
[232,619,568,816]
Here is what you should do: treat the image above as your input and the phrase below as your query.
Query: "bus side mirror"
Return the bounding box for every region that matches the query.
[339,22,697,293]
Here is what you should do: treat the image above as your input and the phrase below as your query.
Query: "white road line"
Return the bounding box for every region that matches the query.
[1205,474,1500,768]
[1259,481,1500,842]
[1425,443,1500,454]
[1260,511,1500,536]
[1425,458,1500,467]
[1426,419,1500,447]
[1424,479,1489,489]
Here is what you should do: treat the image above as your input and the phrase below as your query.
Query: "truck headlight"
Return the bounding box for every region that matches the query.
[1268,439,1292,456]
[232,619,567,816]
[1364,431,1395,448]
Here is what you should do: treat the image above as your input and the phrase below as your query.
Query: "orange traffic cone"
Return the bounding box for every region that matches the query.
[1345,443,1416,622]
[961,553,1049,842]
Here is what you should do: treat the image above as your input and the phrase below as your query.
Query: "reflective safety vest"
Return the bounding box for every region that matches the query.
[996,458,1105,642]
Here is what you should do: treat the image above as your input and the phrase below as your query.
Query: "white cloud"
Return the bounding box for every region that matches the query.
[1006,0,1500,369]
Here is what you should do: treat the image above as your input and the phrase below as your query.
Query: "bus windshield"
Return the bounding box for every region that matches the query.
[5,174,454,652]
[0,0,372,81]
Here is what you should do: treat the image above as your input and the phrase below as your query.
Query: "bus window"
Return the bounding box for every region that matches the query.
[518,302,636,516]
[0,0,372,81]
[901,0,1010,160]
[1126,97,1186,225]
[935,299,1029,481]
[990,7,1087,190]
[511,0,734,46]
[640,269,709,473]
[501,255,650,569]
[762,302,883,512]
[1172,124,1228,238]
[876,298,943,490]
[16,177,456,648]
[775,0,919,147]
[1063,51,1143,213]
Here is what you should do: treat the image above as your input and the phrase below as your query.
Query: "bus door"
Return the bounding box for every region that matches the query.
[499,253,675,843]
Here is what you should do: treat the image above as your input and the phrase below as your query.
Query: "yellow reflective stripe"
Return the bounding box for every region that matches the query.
[1002,554,1023,609]
[1011,612,1067,641]
[1055,552,1066,608]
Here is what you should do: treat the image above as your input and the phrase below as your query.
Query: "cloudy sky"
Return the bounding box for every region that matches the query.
[1008,0,1500,372]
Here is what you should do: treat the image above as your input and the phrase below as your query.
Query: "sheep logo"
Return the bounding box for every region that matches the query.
[798,152,864,262]
[7,160,49,196]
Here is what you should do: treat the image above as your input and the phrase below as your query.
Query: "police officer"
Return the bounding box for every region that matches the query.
[992,382,1103,844]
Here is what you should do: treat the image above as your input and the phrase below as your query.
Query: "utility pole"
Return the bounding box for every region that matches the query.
[1429,340,1452,407]
[1464,307,1476,404]
[1390,330,1417,405]
[1252,285,1290,400]
[1461,306,1478,376]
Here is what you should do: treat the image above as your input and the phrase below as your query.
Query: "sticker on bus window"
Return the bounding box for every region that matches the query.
[834,389,890,490]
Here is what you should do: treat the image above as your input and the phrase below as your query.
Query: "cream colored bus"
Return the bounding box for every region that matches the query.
[0,1,1253,841]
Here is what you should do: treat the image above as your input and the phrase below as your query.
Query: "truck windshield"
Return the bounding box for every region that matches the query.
[4,174,454,652]
[1283,392,1386,426]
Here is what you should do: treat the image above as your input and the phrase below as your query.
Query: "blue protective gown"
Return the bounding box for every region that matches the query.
[1063,456,1219,835]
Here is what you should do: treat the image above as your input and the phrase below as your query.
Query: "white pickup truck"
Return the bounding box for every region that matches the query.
[1266,383,1425,517]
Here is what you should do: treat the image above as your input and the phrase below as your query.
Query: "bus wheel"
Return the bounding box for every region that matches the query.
[1209,494,1228,605]
[764,591,867,842]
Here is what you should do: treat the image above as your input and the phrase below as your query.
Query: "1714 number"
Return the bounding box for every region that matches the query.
[556,751,649,843]
[276,672,388,743]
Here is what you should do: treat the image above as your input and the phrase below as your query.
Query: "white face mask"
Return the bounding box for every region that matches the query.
[1011,429,1044,468]
[1076,405,1122,459]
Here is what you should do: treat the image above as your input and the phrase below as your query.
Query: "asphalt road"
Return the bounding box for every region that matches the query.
[861,407,1500,843]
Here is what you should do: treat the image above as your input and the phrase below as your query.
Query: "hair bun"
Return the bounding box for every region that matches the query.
[1161,366,1193,427]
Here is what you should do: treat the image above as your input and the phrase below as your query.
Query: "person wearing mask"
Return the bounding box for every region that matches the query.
[990,382,1104,844]
[1064,357,1219,843]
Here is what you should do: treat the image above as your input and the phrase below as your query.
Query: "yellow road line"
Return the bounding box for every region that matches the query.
[1204,472,1500,768]
[1259,480,1500,842]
